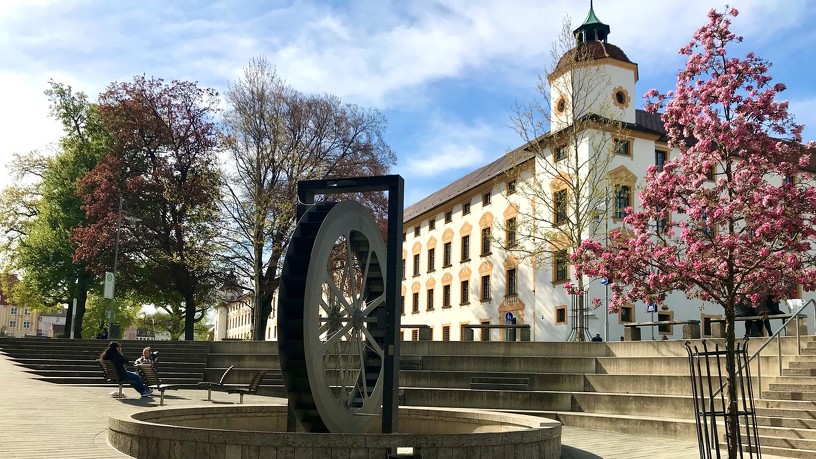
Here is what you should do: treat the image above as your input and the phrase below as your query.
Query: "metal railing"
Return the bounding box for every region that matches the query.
[706,299,815,400]
[748,298,815,395]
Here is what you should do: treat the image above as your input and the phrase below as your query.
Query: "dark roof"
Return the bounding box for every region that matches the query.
[403,148,534,223]
[554,41,632,75]
[403,109,667,223]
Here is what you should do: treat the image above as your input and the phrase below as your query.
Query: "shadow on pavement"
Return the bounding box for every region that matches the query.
[561,445,604,459]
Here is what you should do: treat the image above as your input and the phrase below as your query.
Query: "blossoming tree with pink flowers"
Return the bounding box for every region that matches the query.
[572,7,816,456]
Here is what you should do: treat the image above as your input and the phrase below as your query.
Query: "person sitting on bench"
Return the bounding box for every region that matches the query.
[755,294,785,336]
[100,342,153,398]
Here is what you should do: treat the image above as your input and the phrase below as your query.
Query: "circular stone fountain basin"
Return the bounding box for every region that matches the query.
[109,405,561,458]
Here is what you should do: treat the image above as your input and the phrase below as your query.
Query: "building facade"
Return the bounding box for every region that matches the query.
[215,4,814,342]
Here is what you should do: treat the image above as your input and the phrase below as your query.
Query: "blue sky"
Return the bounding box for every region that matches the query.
[1,0,814,206]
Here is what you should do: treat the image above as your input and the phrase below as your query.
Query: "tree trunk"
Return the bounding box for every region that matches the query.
[576,277,586,342]
[184,295,196,340]
[724,303,739,458]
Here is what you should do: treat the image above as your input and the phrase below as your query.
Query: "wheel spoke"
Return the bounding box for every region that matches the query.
[360,293,385,316]
[320,321,354,354]
[322,272,354,316]
[361,325,384,358]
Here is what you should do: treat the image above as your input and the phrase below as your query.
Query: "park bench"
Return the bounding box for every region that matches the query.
[138,363,182,406]
[199,367,269,404]
[98,359,127,399]
[708,314,807,338]
[623,320,701,341]
[461,324,531,342]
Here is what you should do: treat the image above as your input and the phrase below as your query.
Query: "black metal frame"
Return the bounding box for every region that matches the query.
[296,175,404,434]
[685,339,762,458]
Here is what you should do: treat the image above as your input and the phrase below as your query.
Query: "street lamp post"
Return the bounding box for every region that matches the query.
[108,196,124,340]
[106,196,141,339]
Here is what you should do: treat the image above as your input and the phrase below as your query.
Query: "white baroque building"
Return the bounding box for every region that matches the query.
[398,5,813,343]
[216,4,814,342]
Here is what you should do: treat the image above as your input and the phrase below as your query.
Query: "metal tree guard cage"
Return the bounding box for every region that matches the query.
[685,339,762,458]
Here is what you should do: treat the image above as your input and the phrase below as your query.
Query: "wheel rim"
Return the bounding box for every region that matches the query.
[278,200,386,433]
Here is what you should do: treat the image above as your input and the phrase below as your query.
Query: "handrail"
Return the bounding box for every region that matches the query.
[708,298,815,399]
[748,298,815,396]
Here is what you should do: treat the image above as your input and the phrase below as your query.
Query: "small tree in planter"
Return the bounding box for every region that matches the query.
[572,7,816,457]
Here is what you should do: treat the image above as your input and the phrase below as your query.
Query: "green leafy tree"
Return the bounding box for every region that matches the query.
[0,82,109,336]
[73,76,225,340]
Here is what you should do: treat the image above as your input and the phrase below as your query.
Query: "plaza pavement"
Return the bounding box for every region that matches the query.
[0,351,786,459]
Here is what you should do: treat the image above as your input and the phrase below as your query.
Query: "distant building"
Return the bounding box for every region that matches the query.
[0,276,43,337]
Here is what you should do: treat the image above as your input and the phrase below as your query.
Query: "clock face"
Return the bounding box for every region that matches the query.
[555,95,567,114]
[612,86,630,109]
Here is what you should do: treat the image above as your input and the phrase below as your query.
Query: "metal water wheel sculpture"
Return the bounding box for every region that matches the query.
[278,200,387,433]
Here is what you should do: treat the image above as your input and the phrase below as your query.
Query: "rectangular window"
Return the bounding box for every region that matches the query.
[480,320,490,341]
[783,175,795,185]
[445,211,452,223]
[462,202,471,215]
[705,165,714,181]
[481,275,491,301]
[411,329,419,341]
[402,259,406,279]
[23,308,30,315]
[507,268,517,295]
[657,311,673,334]
[401,295,405,315]
[555,145,567,161]
[427,248,435,271]
[443,285,451,307]
[613,139,630,156]
[554,189,567,224]
[10,307,18,315]
[614,186,630,219]
[655,150,666,172]
[481,227,491,255]
[414,225,420,237]
[426,289,434,311]
[482,193,491,206]
[23,321,30,329]
[506,218,517,246]
[555,249,569,282]
[442,325,451,342]
[9,320,16,328]
[507,180,516,194]
[461,235,470,261]
[413,254,420,277]
[460,280,469,305]
[428,218,435,231]
[443,242,452,267]
[555,306,567,324]
[412,292,419,313]
[620,305,634,323]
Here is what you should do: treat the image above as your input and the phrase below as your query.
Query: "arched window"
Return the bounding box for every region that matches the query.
[614,186,630,219]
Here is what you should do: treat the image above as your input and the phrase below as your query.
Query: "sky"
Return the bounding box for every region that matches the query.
[1,0,815,207]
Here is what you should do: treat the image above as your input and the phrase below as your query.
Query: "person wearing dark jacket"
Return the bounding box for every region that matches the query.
[100,342,152,397]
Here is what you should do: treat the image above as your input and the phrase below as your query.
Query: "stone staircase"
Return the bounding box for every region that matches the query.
[0,338,209,385]
[399,337,816,458]
[0,338,285,395]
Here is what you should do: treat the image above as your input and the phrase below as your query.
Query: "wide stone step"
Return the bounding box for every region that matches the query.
[769,382,816,392]
[205,353,281,367]
[762,390,816,401]
[401,387,573,411]
[755,399,816,412]
[757,415,816,429]
[469,382,530,391]
[783,368,816,376]
[749,433,816,452]
[788,360,816,369]
[419,355,596,373]
[756,425,816,440]
[470,376,531,385]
